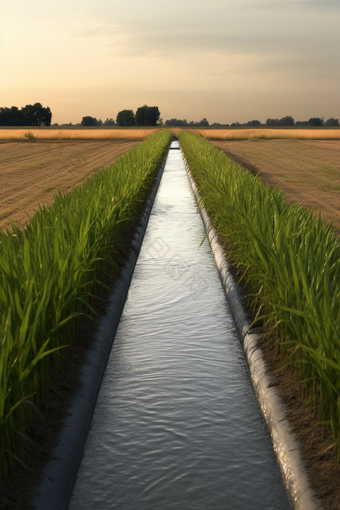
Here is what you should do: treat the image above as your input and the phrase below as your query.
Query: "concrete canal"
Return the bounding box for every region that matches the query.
[69,142,291,509]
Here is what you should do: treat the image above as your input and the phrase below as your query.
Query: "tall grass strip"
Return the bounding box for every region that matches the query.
[0,129,171,480]
[178,130,340,458]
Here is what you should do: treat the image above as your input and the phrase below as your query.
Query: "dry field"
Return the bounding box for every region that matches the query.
[0,140,140,230]
[212,139,340,234]
[0,128,157,141]
[197,128,340,141]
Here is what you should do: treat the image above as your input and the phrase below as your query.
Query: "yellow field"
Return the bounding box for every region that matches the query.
[196,129,340,140]
[0,128,158,141]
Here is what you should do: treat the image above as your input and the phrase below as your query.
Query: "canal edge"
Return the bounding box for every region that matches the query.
[30,151,169,510]
[182,152,323,510]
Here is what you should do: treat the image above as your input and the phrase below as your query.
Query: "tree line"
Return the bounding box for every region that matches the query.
[81,105,161,127]
[1,103,338,128]
[164,118,210,127]
[162,116,339,127]
[0,103,52,126]
[265,116,339,127]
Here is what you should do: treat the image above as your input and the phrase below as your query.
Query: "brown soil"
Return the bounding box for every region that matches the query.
[212,139,340,234]
[0,140,140,231]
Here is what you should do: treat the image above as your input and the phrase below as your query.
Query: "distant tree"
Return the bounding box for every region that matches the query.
[247,120,261,127]
[165,118,188,126]
[231,122,241,127]
[145,106,161,126]
[103,118,116,126]
[0,103,52,126]
[295,120,309,126]
[96,119,103,126]
[52,123,59,126]
[116,110,135,126]
[135,105,148,126]
[81,116,97,126]
[266,118,279,126]
[0,106,24,126]
[309,117,323,126]
[21,103,52,126]
[211,122,222,127]
[198,118,209,126]
[135,105,161,126]
[324,118,339,126]
[279,116,295,126]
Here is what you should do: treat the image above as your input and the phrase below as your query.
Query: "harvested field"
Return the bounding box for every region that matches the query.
[0,128,157,141]
[0,140,140,230]
[197,128,340,140]
[212,139,340,234]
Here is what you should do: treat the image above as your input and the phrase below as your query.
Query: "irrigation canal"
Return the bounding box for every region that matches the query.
[69,142,291,509]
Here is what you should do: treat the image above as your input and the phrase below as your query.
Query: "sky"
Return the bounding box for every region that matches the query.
[0,0,339,125]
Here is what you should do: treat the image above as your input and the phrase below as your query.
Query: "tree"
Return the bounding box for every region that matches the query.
[135,105,161,126]
[198,118,209,127]
[247,120,261,127]
[0,103,52,126]
[103,118,116,126]
[279,116,294,126]
[21,103,52,126]
[309,117,323,126]
[116,110,135,126]
[135,105,148,126]
[324,118,339,126]
[266,118,279,126]
[0,107,24,126]
[165,118,188,126]
[81,116,97,126]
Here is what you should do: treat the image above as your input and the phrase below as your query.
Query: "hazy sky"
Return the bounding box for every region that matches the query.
[1,0,339,124]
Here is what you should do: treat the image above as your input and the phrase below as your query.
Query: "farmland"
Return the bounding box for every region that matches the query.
[0,140,140,230]
[0,128,157,141]
[212,139,340,234]
[1,128,340,508]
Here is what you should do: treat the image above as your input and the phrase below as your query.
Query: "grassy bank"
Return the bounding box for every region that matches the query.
[179,131,340,455]
[0,129,171,480]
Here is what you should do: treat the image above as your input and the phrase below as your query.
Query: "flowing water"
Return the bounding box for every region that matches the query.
[69,143,291,510]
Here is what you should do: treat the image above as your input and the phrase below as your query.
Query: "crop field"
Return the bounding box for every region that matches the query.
[212,139,340,234]
[0,140,140,230]
[0,128,157,141]
[196,128,340,141]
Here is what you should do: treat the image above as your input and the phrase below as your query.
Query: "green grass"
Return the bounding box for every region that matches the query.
[179,130,340,456]
[0,129,171,479]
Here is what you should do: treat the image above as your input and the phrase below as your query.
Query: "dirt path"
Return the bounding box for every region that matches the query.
[212,139,340,234]
[0,140,140,231]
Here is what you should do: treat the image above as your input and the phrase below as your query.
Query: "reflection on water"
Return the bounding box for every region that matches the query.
[69,144,291,510]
